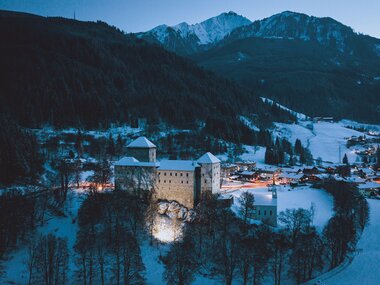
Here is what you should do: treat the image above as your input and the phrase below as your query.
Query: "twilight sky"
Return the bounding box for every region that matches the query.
[1,0,380,38]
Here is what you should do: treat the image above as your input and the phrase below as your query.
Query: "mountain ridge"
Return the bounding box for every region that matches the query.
[137,10,380,123]
[137,11,251,55]
[0,10,297,142]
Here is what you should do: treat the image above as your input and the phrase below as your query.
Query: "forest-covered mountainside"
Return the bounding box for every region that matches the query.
[0,10,294,132]
[192,36,380,123]
[140,10,380,123]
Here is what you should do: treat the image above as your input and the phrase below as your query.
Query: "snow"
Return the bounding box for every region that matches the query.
[240,116,260,131]
[197,152,221,164]
[141,242,168,285]
[325,200,380,285]
[223,186,334,229]
[357,181,380,190]
[115,156,159,167]
[115,156,139,165]
[146,11,251,45]
[173,11,251,44]
[341,119,380,133]
[261,97,309,120]
[0,190,85,284]
[33,124,143,142]
[274,120,375,163]
[127,136,156,148]
[158,160,199,171]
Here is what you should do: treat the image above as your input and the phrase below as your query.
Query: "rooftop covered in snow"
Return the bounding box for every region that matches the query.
[197,152,221,164]
[127,136,156,148]
[114,156,159,167]
[158,160,199,171]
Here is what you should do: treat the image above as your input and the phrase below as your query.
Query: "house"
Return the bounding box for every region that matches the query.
[357,182,380,197]
[221,163,238,178]
[114,137,221,209]
[238,170,256,181]
[278,173,303,185]
[303,166,321,175]
[235,161,257,171]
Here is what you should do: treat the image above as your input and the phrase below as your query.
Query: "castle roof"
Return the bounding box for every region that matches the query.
[114,156,159,167]
[127,136,156,148]
[158,160,199,171]
[197,152,221,164]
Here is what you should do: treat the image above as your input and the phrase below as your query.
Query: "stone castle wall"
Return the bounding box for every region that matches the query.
[155,169,199,209]
[200,163,221,194]
[114,165,156,195]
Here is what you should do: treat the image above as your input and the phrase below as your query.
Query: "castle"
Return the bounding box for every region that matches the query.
[114,137,221,208]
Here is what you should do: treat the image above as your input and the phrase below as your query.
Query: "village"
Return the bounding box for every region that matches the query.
[112,131,380,230]
[1,119,380,285]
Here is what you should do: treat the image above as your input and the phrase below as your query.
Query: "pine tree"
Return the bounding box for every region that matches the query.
[116,134,124,156]
[342,153,349,165]
[106,133,115,157]
[294,139,303,155]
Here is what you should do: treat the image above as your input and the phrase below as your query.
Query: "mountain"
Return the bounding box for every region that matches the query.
[137,11,251,55]
[182,11,380,123]
[0,10,297,144]
[224,11,359,52]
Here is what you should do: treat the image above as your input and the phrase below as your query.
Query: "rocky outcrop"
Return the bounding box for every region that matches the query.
[157,200,196,223]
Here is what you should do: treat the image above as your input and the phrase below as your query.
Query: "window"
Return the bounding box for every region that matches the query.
[270,210,272,216]
[169,180,171,183]
[186,181,188,184]
[164,173,166,176]
[170,173,172,176]
[202,173,204,177]
[181,181,183,184]
[205,180,207,183]
[159,180,161,183]
[158,172,161,176]
[258,210,261,215]
[186,173,189,177]
[164,180,166,183]
[264,210,267,216]
[175,173,177,176]
[180,173,183,176]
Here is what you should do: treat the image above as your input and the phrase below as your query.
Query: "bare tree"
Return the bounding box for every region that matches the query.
[271,230,290,285]
[278,208,312,244]
[33,234,69,285]
[211,209,241,285]
[238,191,255,225]
[163,238,198,285]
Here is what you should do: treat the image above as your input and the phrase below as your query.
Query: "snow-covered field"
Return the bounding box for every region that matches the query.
[223,186,334,229]
[324,199,380,285]
[274,120,376,163]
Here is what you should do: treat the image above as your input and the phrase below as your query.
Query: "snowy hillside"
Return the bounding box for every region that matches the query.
[274,120,375,164]
[261,97,310,120]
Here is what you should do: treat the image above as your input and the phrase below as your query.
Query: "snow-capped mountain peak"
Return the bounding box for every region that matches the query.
[139,11,252,51]
[177,11,252,44]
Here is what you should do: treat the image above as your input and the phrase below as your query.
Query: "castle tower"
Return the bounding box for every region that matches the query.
[126,136,156,162]
[197,152,221,194]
